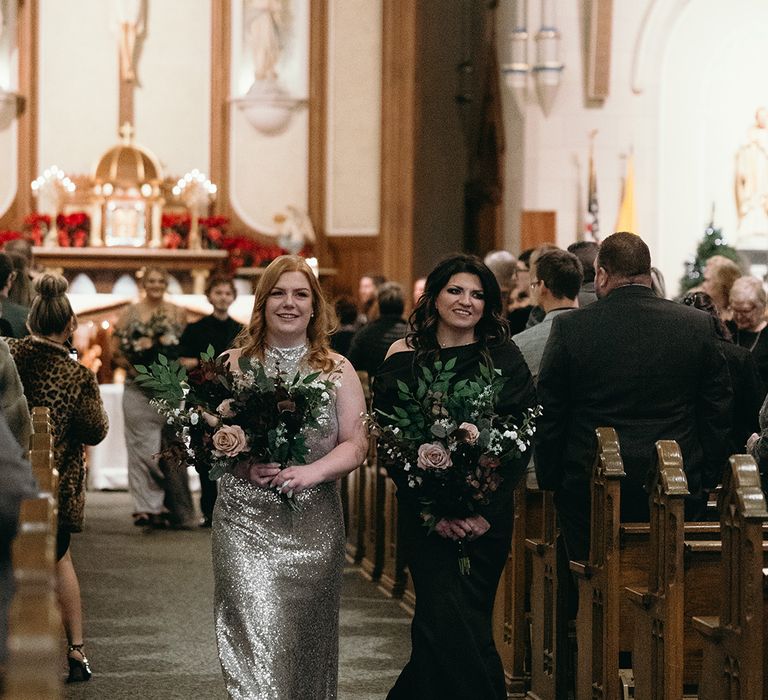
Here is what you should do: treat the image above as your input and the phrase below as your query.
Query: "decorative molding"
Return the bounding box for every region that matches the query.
[631,0,690,95]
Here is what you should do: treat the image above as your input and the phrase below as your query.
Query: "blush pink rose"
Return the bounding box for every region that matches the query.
[458,422,480,444]
[202,411,220,428]
[217,399,236,418]
[417,442,452,470]
[211,425,249,457]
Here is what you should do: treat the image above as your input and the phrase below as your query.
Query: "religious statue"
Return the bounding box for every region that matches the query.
[735,107,768,247]
[112,0,146,83]
[248,0,283,82]
[274,206,315,255]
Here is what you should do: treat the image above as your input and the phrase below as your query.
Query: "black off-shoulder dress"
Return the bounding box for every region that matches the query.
[373,341,536,700]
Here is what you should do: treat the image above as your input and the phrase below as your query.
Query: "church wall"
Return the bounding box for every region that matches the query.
[38,0,210,181]
[38,0,118,175]
[498,1,655,256]
[499,0,768,296]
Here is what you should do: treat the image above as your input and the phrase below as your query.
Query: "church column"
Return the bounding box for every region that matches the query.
[379,1,417,287]
[0,0,38,229]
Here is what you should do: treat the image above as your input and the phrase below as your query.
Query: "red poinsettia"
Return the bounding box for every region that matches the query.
[56,212,90,247]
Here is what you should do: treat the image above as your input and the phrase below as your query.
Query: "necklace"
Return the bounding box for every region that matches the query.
[737,327,764,352]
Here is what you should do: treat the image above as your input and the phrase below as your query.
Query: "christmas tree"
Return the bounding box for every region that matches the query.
[679,220,740,294]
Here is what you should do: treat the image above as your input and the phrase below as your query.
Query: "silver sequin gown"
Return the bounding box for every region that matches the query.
[212,345,345,699]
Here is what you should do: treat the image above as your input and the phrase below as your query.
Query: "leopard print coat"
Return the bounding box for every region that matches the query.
[8,336,108,532]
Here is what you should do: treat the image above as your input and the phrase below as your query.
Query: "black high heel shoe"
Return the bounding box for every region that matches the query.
[67,644,92,683]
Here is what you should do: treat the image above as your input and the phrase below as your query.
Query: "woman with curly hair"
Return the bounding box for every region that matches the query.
[212,255,367,699]
[374,253,536,700]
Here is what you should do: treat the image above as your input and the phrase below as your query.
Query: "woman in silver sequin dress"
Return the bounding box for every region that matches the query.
[212,256,367,700]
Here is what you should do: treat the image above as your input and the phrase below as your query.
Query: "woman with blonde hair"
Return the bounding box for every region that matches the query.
[112,266,192,528]
[212,255,367,699]
[702,255,742,320]
[8,274,108,682]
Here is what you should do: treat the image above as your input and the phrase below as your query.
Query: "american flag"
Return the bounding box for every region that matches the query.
[584,150,599,242]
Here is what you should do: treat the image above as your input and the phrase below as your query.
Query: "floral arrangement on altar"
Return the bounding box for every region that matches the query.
[159,213,310,273]
[133,346,338,509]
[56,212,90,247]
[114,311,183,366]
[366,357,541,574]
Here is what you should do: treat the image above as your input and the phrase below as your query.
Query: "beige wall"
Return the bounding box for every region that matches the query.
[38,0,210,181]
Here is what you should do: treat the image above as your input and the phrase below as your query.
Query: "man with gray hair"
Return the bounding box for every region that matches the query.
[483,250,517,309]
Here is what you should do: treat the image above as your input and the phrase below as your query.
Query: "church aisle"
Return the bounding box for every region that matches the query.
[60,491,411,700]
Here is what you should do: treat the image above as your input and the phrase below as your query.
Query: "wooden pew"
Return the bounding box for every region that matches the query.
[524,489,568,700]
[344,371,370,565]
[570,430,725,700]
[693,455,768,700]
[624,440,689,699]
[6,407,60,699]
[569,427,630,700]
[492,482,543,696]
[361,373,386,583]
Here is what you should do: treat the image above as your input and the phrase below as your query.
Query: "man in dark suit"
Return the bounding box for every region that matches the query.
[535,232,732,562]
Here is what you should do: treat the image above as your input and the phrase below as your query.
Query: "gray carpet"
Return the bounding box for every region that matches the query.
[60,491,411,699]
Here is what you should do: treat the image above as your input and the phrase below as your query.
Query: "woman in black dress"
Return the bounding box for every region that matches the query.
[374,254,536,700]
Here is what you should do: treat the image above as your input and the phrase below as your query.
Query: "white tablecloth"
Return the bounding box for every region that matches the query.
[87,383,199,492]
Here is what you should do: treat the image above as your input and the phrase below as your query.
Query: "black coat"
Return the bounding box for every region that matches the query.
[535,285,732,521]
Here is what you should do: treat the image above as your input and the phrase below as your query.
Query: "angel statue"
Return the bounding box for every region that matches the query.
[274,206,316,255]
[248,0,283,82]
[735,107,768,247]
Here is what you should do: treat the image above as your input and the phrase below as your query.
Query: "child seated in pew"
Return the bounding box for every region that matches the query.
[0,412,36,692]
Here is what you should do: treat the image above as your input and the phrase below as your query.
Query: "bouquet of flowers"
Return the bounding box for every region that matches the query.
[133,347,338,509]
[114,312,183,366]
[366,356,541,574]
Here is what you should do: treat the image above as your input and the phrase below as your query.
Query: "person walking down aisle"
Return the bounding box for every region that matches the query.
[374,254,536,700]
[112,267,193,529]
[179,275,243,527]
[212,255,367,699]
[8,274,108,683]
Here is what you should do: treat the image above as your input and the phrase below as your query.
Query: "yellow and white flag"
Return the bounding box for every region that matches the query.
[615,153,638,234]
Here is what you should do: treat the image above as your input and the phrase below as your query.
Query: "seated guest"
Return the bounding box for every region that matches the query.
[507,249,534,334]
[728,276,768,391]
[0,254,29,338]
[330,296,358,356]
[357,273,386,325]
[702,254,742,321]
[179,275,243,527]
[512,249,582,384]
[483,250,518,310]
[536,232,732,563]
[6,252,34,308]
[348,282,407,375]
[567,241,599,307]
[412,277,426,309]
[683,291,762,454]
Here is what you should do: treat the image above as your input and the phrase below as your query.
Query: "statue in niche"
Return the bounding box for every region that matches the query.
[111,0,146,83]
[735,107,768,247]
[248,0,283,82]
[274,205,316,255]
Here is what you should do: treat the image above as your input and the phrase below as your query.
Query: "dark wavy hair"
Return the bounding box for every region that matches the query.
[681,290,732,342]
[406,253,508,363]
